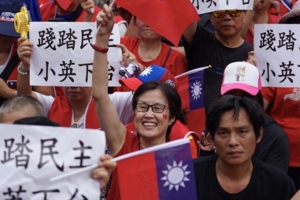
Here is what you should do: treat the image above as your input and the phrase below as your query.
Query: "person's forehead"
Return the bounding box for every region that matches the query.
[138,89,167,102]
[219,109,251,126]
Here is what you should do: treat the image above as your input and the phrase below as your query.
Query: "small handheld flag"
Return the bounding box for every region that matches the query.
[116,138,197,200]
[176,66,210,134]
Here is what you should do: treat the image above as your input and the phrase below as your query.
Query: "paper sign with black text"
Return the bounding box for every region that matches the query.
[254,24,300,87]
[0,124,106,199]
[29,22,122,87]
[195,0,254,14]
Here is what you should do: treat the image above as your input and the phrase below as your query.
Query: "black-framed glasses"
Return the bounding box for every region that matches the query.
[136,102,169,113]
[212,10,242,18]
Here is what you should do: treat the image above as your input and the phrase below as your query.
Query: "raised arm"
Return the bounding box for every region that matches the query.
[81,0,95,22]
[92,5,126,157]
[240,10,256,38]
[183,21,197,44]
[17,37,38,99]
[240,0,263,38]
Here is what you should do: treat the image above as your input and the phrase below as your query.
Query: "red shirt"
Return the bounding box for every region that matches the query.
[48,96,100,128]
[262,87,300,167]
[106,129,140,200]
[40,2,101,22]
[115,37,187,92]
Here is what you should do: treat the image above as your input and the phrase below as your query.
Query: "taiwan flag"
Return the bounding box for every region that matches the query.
[281,0,293,11]
[116,139,197,200]
[176,67,209,135]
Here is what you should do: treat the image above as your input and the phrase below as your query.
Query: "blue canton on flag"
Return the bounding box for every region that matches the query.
[189,70,204,110]
[281,0,293,10]
[155,142,197,200]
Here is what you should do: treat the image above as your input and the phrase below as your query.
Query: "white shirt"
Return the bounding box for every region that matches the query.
[35,91,134,128]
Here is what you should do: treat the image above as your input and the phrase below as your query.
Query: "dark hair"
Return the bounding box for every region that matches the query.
[286,16,300,24]
[132,81,186,140]
[206,95,264,140]
[0,95,45,117]
[14,116,60,126]
[224,90,264,108]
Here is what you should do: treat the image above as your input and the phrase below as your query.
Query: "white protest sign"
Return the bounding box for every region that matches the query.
[29,22,122,87]
[0,124,106,199]
[195,0,254,14]
[254,24,300,87]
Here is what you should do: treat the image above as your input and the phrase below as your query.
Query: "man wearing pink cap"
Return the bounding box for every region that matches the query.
[199,61,289,174]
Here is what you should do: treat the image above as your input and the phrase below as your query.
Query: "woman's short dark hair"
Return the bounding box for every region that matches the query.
[132,81,186,141]
[206,95,265,140]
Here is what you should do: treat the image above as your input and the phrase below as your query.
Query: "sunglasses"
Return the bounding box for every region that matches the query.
[212,10,242,18]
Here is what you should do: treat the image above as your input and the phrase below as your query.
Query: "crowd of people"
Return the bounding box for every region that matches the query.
[1,0,300,199]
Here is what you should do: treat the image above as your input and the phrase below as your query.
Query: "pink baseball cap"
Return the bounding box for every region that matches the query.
[221,62,262,96]
[119,64,178,91]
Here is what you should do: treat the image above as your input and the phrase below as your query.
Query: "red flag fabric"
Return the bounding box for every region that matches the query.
[55,0,73,11]
[176,68,207,134]
[116,139,197,200]
[115,0,199,46]
[279,0,297,16]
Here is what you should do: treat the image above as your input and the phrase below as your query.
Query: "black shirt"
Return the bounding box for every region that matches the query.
[193,154,296,200]
[184,25,253,110]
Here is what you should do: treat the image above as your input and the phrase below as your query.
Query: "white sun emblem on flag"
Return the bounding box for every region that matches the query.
[139,66,153,77]
[190,81,202,100]
[161,161,191,191]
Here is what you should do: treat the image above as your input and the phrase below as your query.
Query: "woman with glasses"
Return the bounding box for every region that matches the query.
[92,5,186,200]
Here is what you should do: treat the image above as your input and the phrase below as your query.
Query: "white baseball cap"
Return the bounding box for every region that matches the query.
[221,62,261,96]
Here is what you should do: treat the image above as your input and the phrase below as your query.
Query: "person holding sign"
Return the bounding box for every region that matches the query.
[16,36,133,128]
[262,1,300,189]
[0,0,54,106]
[194,94,296,199]
[92,5,188,199]
[183,1,254,118]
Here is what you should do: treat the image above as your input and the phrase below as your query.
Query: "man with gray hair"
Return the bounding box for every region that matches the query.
[0,95,45,123]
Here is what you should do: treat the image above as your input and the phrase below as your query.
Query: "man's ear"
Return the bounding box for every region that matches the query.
[256,127,263,143]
